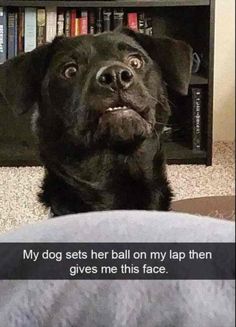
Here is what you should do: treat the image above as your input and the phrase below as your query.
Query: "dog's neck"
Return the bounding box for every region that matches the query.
[42,135,160,180]
[41,135,163,210]
[38,128,173,215]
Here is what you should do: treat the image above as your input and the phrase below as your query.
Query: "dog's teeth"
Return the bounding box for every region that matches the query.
[106,106,128,112]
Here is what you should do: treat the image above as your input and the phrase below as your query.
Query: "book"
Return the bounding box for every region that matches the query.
[96,8,102,33]
[192,87,202,151]
[113,9,124,29]
[144,16,153,36]
[65,10,71,37]
[57,9,64,36]
[80,11,88,35]
[24,8,37,53]
[46,7,57,42]
[138,12,145,34]
[103,9,112,32]
[18,8,24,54]
[14,12,18,57]
[88,10,95,34]
[70,9,76,37]
[7,11,15,59]
[37,8,46,47]
[75,17,80,36]
[0,7,7,63]
[127,13,138,31]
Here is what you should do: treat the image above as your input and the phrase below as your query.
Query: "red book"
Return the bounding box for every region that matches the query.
[79,11,88,35]
[127,13,138,31]
[70,9,76,37]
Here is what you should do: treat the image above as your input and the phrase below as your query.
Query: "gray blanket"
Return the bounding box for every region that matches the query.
[0,211,235,327]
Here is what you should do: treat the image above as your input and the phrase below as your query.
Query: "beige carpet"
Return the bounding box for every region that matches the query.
[0,142,235,233]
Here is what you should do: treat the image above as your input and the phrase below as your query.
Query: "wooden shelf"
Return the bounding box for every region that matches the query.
[0,0,210,8]
[0,142,40,167]
[165,142,207,164]
[190,74,208,85]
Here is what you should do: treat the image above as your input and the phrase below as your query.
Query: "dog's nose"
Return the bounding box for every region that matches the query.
[96,65,134,91]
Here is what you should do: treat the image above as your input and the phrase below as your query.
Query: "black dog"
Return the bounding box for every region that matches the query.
[0,28,192,216]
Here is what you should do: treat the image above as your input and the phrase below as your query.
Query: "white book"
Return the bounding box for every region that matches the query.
[46,7,57,43]
[0,7,7,64]
[57,12,64,36]
[24,8,37,52]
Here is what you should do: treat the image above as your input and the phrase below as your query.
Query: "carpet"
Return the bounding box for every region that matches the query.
[0,142,235,233]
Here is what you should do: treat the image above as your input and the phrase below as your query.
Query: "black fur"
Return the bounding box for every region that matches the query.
[0,29,193,217]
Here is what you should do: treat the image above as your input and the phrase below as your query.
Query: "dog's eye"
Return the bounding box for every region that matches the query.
[63,65,78,79]
[128,56,143,69]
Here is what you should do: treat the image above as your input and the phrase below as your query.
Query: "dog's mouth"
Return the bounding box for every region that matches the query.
[94,102,154,151]
[103,104,149,119]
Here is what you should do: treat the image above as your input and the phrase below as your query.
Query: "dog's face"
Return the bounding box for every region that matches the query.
[46,32,162,150]
[0,29,192,153]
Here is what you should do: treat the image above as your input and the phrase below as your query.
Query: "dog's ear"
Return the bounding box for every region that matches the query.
[0,43,52,114]
[121,28,193,95]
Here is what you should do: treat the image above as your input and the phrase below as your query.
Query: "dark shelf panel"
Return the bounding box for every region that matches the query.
[190,74,208,85]
[0,0,210,8]
[0,142,40,167]
[165,142,207,164]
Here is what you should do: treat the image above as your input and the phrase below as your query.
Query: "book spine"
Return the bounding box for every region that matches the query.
[88,10,95,34]
[144,16,153,36]
[37,8,46,47]
[103,9,112,32]
[24,8,37,53]
[7,11,15,59]
[80,10,88,35]
[75,17,80,36]
[0,7,7,63]
[70,9,76,37]
[192,87,202,151]
[96,8,102,33]
[14,12,18,56]
[138,12,145,34]
[18,8,24,54]
[127,13,138,31]
[113,9,124,29]
[57,10,64,36]
[65,10,71,37]
[46,7,57,42]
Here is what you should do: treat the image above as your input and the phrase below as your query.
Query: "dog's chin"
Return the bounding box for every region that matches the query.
[94,108,153,152]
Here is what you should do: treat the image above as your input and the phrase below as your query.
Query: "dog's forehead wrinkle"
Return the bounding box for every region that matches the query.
[94,32,148,56]
[51,37,95,65]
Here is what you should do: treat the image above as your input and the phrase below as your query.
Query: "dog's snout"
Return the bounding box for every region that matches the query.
[96,65,134,91]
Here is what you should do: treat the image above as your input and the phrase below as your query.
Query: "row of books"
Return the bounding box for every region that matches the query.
[0,7,153,63]
[163,87,204,152]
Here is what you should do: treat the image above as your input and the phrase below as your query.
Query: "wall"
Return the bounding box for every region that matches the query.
[213,0,235,141]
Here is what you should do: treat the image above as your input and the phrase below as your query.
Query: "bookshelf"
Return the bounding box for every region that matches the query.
[0,1,211,7]
[0,0,215,166]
